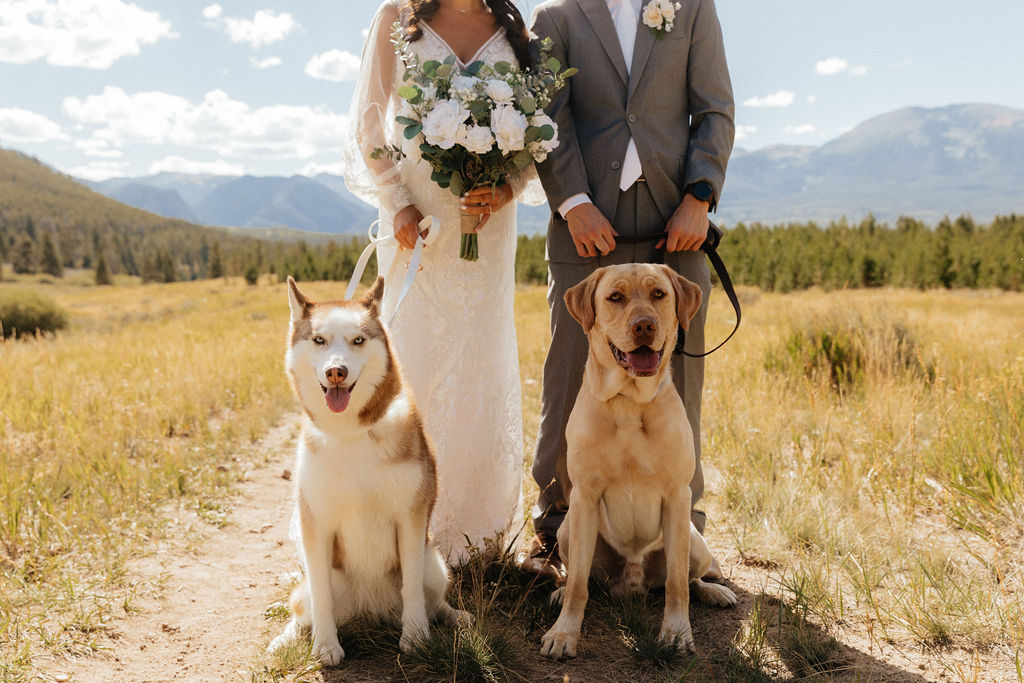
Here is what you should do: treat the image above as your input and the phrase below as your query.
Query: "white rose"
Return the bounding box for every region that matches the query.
[660,0,677,23]
[421,98,469,150]
[642,3,663,29]
[484,78,515,104]
[490,104,528,154]
[529,110,560,152]
[457,124,495,155]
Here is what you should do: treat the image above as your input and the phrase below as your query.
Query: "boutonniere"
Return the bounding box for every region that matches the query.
[642,0,681,37]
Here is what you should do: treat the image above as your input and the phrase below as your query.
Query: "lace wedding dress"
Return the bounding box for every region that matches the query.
[343,1,543,564]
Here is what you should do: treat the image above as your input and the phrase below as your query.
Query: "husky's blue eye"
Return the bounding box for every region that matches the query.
[313,335,326,345]
[352,336,366,346]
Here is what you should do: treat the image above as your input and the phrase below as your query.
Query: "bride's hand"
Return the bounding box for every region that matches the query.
[394,204,425,249]
[460,183,513,231]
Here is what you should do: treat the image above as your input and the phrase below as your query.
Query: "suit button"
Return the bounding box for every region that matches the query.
[611,160,621,170]
[628,113,637,123]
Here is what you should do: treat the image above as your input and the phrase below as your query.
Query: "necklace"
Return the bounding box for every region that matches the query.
[439,1,486,13]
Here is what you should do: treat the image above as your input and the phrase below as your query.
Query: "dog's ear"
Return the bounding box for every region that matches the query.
[287,276,313,322]
[359,276,385,315]
[666,268,702,332]
[564,270,601,333]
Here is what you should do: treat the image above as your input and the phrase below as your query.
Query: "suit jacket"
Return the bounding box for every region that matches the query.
[531,0,735,263]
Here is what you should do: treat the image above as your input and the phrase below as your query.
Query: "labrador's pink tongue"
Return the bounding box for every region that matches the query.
[627,348,660,374]
[325,386,351,413]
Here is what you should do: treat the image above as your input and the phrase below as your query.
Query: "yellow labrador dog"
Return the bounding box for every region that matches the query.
[541,263,736,660]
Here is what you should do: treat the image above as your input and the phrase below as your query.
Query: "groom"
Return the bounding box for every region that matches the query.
[523,0,735,578]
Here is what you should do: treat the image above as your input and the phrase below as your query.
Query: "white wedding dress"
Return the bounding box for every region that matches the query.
[343,1,544,564]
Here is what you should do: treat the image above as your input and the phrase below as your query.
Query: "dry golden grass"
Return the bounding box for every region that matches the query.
[2,274,1022,681]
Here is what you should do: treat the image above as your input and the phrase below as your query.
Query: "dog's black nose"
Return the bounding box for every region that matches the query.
[325,366,348,386]
[632,316,658,339]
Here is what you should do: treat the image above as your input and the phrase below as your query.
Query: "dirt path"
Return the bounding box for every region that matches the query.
[32,413,1014,683]
[35,416,303,683]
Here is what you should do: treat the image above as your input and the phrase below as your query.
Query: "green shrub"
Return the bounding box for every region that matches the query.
[766,310,933,392]
[0,290,70,339]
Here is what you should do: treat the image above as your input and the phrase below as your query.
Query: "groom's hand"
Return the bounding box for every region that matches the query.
[566,203,618,258]
[659,194,710,252]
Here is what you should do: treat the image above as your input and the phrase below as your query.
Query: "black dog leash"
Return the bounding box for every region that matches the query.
[616,221,741,357]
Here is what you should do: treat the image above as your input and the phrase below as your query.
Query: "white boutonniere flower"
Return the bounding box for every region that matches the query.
[643,0,681,37]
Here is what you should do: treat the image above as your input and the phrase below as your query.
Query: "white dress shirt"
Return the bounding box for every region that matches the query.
[558,0,644,218]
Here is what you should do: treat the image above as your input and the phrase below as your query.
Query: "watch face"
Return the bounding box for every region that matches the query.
[691,182,713,202]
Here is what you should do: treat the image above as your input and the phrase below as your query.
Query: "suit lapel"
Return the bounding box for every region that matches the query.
[576,0,628,86]
[628,0,657,99]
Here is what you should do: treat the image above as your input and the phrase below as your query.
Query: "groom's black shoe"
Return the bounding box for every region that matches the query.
[518,534,565,583]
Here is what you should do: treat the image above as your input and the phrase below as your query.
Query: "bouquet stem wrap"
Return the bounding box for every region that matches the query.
[459,209,480,261]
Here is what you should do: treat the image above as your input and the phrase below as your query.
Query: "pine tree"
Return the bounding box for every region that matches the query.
[40,232,63,277]
[95,252,112,286]
[13,235,36,274]
[208,241,224,278]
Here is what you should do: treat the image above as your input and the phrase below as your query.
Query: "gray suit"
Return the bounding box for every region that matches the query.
[530,0,734,538]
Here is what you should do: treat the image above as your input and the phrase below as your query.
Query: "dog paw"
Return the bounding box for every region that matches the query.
[268,622,299,653]
[451,609,474,627]
[657,622,695,654]
[548,586,566,606]
[399,622,429,653]
[540,628,579,659]
[312,636,345,666]
[694,579,737,608]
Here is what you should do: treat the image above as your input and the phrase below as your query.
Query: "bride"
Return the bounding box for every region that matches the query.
[343,0,542,564]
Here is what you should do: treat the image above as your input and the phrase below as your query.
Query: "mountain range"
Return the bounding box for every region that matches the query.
[82,103,1024,233]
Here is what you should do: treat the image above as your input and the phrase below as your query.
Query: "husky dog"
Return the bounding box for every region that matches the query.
[270,276,468,665]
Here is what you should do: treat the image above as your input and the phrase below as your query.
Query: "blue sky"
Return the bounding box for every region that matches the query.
[2,0,1023,181]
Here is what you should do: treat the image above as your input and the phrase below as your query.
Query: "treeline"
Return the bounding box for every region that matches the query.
[718,214,1024,292]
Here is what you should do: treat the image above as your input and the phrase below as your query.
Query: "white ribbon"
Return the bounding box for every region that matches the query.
[345,215,438,326]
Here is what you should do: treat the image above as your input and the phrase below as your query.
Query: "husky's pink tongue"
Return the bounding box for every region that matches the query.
[627,347,661,375]
[325,386,351,413]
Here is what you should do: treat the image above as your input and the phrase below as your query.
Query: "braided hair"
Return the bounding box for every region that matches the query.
[399,0,534,69]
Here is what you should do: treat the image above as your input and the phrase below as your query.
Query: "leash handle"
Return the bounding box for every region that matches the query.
[677,221,742,358]
[345,215,437,327]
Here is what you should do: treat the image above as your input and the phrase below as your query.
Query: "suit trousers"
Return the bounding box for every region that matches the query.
[530,181,712,540]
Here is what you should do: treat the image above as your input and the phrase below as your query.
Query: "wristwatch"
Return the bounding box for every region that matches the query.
[686,181,715,207]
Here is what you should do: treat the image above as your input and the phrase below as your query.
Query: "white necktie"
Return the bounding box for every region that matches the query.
[607,0,643,190]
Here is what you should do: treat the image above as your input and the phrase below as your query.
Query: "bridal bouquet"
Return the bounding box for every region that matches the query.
[373,27,576,261]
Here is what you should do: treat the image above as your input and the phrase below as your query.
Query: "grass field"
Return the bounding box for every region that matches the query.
[1,273,1022,681]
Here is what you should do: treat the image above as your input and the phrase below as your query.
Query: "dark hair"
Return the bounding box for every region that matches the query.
[399,0,533,69]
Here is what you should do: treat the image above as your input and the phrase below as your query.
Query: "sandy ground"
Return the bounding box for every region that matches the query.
[33,414,1017,683]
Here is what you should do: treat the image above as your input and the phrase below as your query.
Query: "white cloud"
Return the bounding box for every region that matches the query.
[850,65,868,76]
[807,95,818,104]
[0,107,64,142]
[0,0,173,69]
[63,86,349,160]
[207,8,297,49]
[74,138,123,158]
[149,155,245,176]
[785,124,816,135]
[305,49,360,82]
[300,160,345,176]
[815,57,848,75]
[65,160,129,181]
[742,90,795,108]
[734,125,757,141]
[252,55,282,69]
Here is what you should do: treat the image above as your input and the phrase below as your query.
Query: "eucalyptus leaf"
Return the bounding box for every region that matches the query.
[464,60,484,76]
[403,123,423,140]
[423,60,440,77]
[547,57,561,72]
[524,126,542,144]
[449,171,464,196]
[395,115,418,126]
[436,63,453,79]
[539,124,555,141]
[519,96,537,115]
[513,149,533,170]
[493,61,511,76]
[397,85,419,100]
[562,67,579,78]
